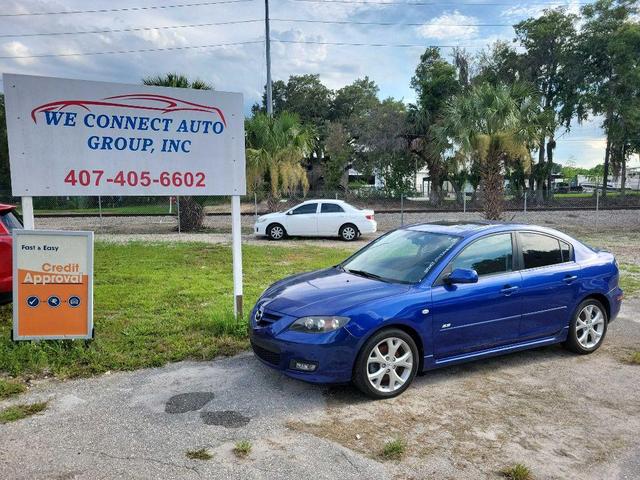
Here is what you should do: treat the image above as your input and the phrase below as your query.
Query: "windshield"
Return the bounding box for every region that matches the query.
[0,211,22,233]
[341,229,460,284]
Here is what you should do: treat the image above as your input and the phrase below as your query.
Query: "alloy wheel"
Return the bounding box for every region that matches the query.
[366,337,414,393]
[576,304,605,349]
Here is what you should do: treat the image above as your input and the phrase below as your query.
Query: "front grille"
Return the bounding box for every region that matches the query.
[251,341,281,366]
[255,309,282,328]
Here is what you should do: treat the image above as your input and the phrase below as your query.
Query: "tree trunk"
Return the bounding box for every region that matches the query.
[620,143,627,198]
[546,137,555,201]
[602,133,611,198]
[481,144,503,220]
[536,136,545,202]
[178,196,204,232]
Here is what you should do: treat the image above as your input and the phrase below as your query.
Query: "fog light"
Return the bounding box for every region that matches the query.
[290,359,318,372]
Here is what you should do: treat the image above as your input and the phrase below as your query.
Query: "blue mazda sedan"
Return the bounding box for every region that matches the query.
[250,222,623,399]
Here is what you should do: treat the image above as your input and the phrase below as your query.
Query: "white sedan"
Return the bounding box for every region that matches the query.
[254,200,377,241]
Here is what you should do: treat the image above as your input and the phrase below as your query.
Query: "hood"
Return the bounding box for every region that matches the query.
[260,267,411,317]
[257,212,283,222]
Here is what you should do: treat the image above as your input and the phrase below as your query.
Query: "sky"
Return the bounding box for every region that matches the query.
[0,0,637,169]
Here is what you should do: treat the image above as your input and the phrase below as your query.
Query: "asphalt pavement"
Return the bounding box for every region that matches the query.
[1,300,639,480]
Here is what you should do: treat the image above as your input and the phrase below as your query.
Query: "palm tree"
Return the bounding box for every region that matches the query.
[439,83,539,220]
[142,73,212,231]
[245,112,312,211]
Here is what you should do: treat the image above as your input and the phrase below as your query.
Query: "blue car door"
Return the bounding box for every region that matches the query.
[517,232,582,340]
[431,232,523,359]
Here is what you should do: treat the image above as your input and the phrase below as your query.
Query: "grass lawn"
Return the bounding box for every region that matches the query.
[0,242,351,379]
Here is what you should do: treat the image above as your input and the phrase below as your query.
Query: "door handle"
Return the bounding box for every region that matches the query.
[563,275,578,283]
[501,285,519,296]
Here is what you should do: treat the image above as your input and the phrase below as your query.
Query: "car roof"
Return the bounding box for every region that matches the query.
[0,203,16,213]
[302,199,346,203]
[405,221,570,239]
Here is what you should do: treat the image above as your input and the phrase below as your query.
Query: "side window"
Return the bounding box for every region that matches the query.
[291,203,318,215]
[320,203,344,213]
[450,233,513,277]
[520,233,563,269]
[560,241,572,262]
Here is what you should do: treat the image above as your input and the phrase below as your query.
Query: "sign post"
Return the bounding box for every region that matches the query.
[4,73,247,321]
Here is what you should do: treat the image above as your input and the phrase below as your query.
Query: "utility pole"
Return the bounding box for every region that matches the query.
[265,0,273,116]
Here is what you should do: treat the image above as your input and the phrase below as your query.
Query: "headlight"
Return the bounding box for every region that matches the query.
[257,216,267,223]
[289,316,350,333]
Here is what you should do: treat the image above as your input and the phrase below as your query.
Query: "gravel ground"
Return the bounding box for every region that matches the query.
[1,299,639,480]
[35,208,640,238]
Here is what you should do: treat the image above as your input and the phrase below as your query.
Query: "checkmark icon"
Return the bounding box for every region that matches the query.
[26,296,40,308]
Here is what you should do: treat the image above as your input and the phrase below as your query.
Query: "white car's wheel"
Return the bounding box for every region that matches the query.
[267,223,286,241]
[339,224,358,241]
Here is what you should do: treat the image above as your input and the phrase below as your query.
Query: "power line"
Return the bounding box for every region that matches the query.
[0,20,263,39]
[0,18,516,38]
[272,18,513,26]
[0,40,263,59]
[0,0,255,17]
[288,0,590,5]
[0,38,490,60]
[274,39,483,48]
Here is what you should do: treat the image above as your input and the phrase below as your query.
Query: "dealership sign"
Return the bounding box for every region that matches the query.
[13,230,93,340]
[3,73,246,196]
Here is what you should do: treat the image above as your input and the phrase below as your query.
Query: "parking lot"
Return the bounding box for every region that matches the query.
[2,211,639,479]
[1,296,639,480]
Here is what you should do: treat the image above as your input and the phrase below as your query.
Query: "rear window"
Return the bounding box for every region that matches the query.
[1,211,22,233]
[321,203,344,213]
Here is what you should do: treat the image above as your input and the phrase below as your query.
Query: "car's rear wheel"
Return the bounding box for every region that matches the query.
[339,223,358,241]
[564,298,608,354]
[353,329,419,399]
[267,223,286,241]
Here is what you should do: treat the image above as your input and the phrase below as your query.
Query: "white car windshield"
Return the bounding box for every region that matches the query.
[341,229,459,284]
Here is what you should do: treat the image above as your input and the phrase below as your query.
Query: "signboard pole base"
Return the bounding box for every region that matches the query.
[231,195,243,320]
[21,196,35,230]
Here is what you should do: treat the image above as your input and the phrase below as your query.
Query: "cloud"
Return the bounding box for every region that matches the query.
[2,41,36,65]
[502,1,581,19]
[134,29,188,49]
[416,11,479,41]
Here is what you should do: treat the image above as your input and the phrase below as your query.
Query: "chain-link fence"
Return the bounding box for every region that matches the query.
[2,188,639,214]
[1,188,639,234]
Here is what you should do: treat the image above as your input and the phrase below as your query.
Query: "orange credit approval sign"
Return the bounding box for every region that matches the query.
[13,230,93,340]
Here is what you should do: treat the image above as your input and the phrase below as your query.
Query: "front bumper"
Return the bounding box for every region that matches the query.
[254,222,268,236]
[248,304,357,384]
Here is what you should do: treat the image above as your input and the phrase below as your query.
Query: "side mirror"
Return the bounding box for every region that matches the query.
[286,210,293,215]
[444,268,478,285]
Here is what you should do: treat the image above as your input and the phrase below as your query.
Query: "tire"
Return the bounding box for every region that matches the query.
[339,223,358,242]
[353,328,419,399]
[267,223,286,241]
[563,298,608,354]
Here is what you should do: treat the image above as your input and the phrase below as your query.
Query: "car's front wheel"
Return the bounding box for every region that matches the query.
[353,328,419,399]
[564,298,608,354]
[267,223,286,241]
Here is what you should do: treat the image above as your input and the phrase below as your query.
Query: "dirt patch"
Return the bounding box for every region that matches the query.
[288,339,640,479]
